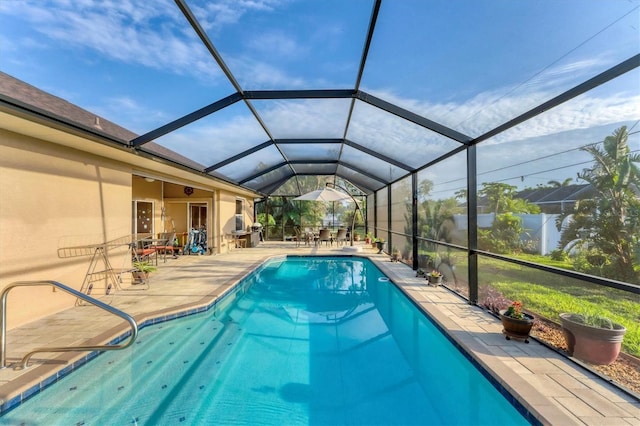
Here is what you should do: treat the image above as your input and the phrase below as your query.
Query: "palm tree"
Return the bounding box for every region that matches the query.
[573,126,640,282]
[547,178,573,188]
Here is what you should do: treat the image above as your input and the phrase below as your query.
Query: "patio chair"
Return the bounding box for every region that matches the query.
[318,229,332,246]
[134,237,158,265]
[293,227,302,247]
[335,228,348,246]
[155,232,177,262]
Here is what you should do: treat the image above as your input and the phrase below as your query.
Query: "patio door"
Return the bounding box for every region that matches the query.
[164,199,213,250]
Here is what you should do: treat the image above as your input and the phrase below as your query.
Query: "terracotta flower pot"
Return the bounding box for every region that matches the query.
[132,271,149,284]
[499,310,534,343]
[559,313,626,365]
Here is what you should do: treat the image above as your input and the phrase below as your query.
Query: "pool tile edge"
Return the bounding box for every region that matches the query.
[370,257,582,426]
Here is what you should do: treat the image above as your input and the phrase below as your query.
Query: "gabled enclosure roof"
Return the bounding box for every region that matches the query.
[0,1,638,196]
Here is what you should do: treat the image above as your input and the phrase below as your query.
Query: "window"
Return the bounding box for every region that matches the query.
[133,201,153,236]
[235,199,245,231]
[190,203,207,230]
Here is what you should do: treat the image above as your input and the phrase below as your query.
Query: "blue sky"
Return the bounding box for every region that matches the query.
[1,0,638,195]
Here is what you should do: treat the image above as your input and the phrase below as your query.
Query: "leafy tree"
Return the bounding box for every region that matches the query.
[564,126,640,282]
[476,182,539,253]
[256,213,276,227]
[478,212,527,253]
[415,179,466,262]
[479,182,540,214]
[421,198,462,244]
[479,182,516,214]
[341,204,364,228]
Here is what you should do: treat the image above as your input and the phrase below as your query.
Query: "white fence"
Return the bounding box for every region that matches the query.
[454,213,562,255]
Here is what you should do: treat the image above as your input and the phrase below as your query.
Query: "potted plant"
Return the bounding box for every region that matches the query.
[499,301,534,343]
[353,231,361,242]
[370,236,379,249]
[428,270,443,286]
[416,268,427,278]
[132,260,157,284]
[365,232,373,245]
[374,238,386,253]
[391,247,401,262]
[559,313,626,365]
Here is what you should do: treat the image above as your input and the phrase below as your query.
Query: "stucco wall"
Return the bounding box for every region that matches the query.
[218,192,253,252]
[0,124,258,330]
[0,129,132,329]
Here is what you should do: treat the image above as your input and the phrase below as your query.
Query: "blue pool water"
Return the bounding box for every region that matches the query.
[2,256,531,425]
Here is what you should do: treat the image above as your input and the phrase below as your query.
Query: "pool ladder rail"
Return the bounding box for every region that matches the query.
[0,280,138,370]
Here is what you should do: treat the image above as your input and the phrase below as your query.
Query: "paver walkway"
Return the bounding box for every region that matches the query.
[0,242,638,424]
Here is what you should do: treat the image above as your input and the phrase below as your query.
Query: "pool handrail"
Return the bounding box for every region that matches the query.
[0,280,138,370]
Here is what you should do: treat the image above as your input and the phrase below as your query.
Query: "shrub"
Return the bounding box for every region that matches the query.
[478,213,526,254]
[479,285,510,314]
[550,249,569,262]
[572,247,611,276]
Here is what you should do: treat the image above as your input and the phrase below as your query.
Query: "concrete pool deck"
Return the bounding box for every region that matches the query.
[0,242,638,424]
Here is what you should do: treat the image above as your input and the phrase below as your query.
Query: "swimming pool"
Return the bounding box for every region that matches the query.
[2,256,532,425]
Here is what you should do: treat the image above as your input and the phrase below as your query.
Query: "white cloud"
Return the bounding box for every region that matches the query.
[1,0,221,80]
[155,68,638,174]
[232,57,306,88]
[2,0,636,188]
[258,99,350,138]
[364,56,639,145]
[245,30,304,58]
[193,0,289,32]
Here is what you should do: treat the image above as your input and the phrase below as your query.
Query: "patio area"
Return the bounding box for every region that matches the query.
[0,242,638,424]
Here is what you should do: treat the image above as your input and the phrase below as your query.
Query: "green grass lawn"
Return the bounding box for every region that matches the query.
[479,256,640,357]
[421,250,639,357]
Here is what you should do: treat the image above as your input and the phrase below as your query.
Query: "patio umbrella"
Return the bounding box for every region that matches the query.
[293,187,352,202]
[293,185,360,245]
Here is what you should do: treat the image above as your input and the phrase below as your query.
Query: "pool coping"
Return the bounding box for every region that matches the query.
[1,252,638,425]
[369,257,567,425]
[371,256,640,426]
[0,255,269,414]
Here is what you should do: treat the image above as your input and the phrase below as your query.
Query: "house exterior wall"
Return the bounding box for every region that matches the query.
[0,126,258,330]
[217,192,253,252]
[0,129,132,329]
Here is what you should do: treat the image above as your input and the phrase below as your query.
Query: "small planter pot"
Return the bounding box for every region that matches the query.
[499,310,534,343]
[375,241,386,254]
[559,313,626,365]
[428,275,442,286]
[132,271,149,284]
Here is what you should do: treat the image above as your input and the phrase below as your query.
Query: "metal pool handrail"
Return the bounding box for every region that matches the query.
[0,280,138,370]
